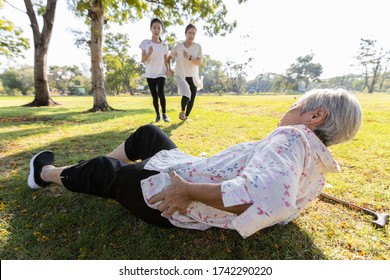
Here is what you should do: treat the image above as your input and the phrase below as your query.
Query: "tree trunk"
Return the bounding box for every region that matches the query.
[124,74,133,95]
[87,0,113,112]
[369,57,382,93]
[363,63,369,92]
[379,58,389,91]
[24,0,59,107]
[256,74,263,93]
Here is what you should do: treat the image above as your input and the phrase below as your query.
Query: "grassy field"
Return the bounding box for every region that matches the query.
[0,93,389,260]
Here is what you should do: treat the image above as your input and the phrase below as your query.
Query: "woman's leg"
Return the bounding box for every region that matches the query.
[181,96,189,112]
[184,77,197,117]
[146,78,160,116]
[156,77,166,114]
[52,157,173,227]
[107,124,177,162]
[106,142,129,163]
[41,165,67,186]
[179,96,188,120]
[124,124,177,161]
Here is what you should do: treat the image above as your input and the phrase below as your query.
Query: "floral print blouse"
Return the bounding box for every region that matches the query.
[141,125,340,238]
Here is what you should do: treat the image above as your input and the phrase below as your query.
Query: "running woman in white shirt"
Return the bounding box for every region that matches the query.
[168,24,203,122]
[139,18,171,122]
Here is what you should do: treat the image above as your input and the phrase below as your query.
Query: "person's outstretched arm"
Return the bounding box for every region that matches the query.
[149,171,251,215]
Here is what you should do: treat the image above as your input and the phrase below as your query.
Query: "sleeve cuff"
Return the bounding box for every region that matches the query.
[232,205,275,238]
[221,178,253,207]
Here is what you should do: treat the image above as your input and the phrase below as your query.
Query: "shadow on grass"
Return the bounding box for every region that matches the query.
[163,122,185,137]
[0,127,54,139]
[0,128,326,260]
[0,106,154,128]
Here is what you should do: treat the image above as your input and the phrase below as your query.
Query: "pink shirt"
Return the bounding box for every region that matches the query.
[141,125,340,238]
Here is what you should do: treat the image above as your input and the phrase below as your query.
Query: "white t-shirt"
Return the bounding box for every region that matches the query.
[139,39,168,79]
[170,42,203,77]
[170,42,203,98]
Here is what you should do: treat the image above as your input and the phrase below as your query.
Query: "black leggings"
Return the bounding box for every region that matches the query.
[147,77,166,115]
[60,124,177,227]
[181,77,197,117]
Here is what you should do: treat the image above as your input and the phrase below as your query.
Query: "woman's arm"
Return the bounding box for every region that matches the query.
[165,54,173,76]
[141,46,153,63]
[149,172,251,215]
[183,50,203,66]
[164,54,172,76]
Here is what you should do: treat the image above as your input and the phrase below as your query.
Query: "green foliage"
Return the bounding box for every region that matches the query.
[226,58,253,93]
[247,73,278,93]
[0,17,29,62]
[35,0,48,15]
[0,94,389,260]
[0,66,34,95]
[199,55,229,93]
[71,29,90,52]
[313,74,366,92]
[286,53,323,91]
[356,39,390,93]
[48,65,89,94]
[103,32,144,95]
[68,0,238,37]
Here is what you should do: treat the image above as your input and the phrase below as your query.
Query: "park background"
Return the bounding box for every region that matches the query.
[0,0,389,260]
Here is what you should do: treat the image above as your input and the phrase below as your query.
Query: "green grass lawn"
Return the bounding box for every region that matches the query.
[0,93,389,260]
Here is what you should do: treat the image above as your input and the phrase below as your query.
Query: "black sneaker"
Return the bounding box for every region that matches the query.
[155,114,161,122]
[162,113,171,122]
[28,150,55,189]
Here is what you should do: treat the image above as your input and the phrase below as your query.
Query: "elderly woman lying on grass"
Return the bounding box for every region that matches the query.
[28,88,362,238]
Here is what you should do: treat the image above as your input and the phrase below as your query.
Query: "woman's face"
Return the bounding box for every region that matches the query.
[278,103,310,127]
[151,22,162,37]
[185,28,197,42]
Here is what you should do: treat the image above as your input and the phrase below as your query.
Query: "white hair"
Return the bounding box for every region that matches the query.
[298,88,363,146]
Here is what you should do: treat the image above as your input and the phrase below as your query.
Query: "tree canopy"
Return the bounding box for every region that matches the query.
[286,53,323,91]
[356,38,390,93]
[69,0,244,36]
[0,1,29,63]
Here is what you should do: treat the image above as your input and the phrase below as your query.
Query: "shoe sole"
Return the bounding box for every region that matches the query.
[27,150,52,189]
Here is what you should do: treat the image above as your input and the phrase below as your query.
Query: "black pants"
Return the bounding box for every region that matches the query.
[147,77,166,115]
[60,124,177,227]
[181,77,197,117]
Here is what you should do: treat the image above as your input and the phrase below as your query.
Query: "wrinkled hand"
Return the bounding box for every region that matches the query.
[149,171,192,216]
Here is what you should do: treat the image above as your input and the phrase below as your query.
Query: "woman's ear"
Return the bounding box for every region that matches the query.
[308,108,328,127]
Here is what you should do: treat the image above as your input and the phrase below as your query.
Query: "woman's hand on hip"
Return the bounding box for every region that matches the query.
[149,172,192,215]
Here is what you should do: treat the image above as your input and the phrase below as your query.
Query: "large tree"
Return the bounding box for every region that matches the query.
[24,0,59,106]
[225,58,253,93]
[356,39,390,93]
[286,53,323,91]
[69,0,247,112]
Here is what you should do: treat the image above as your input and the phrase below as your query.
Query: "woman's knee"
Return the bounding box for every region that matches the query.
[135,124,162,137]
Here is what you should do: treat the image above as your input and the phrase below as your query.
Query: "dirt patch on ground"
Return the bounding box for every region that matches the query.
[0,116,52,123]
